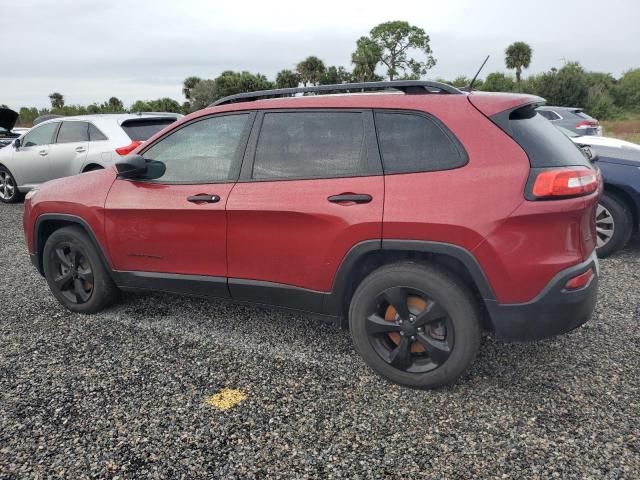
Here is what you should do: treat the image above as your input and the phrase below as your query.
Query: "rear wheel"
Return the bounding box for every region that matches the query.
[0,167,22,203]
[43,226,119,313]
[596,192,633,258]
[349,262,481,389]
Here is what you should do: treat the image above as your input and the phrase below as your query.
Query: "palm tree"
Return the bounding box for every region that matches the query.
[296,56,326,87]
[48,92,64,109]
[182,76,202,100]
[351,37,382,82]
[505,42,533,90]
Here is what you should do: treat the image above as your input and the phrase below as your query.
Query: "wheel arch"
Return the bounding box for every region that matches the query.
[82,163,105,173]
[33,214,113,276]
[603,183,639,233]
[325,240,496,329]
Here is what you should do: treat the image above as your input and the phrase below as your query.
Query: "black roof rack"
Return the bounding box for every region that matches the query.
[209,80,462,107]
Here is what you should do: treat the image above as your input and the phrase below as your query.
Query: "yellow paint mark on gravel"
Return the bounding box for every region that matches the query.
[205,388,247,411]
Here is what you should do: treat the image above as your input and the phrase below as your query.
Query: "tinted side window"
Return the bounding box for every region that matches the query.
[253,112,366,180]
[89,124,108,141]
[56,122,89,143]
[375,112,467,174]
[22,122,59,147]
[143,114,249,183]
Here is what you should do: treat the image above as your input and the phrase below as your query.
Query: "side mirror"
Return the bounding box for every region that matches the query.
[115,154,166,180]
[14,138,21,149]
[115,154,147,179]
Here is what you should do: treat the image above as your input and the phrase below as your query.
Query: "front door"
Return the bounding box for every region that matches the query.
[104,112,254,297]
[11,121,60,187]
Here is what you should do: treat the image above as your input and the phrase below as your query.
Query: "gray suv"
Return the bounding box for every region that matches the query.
[0,112,181,203]
[537,106,602,136]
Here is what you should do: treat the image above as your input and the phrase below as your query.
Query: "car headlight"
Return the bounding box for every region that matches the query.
[24,189,39,201]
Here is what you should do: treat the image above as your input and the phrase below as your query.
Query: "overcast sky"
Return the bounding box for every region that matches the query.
[2,0,638,109]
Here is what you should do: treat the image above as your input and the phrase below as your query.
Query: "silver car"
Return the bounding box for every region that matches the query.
[0,112,181,203]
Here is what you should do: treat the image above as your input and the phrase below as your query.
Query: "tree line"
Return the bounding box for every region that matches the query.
[8,20,640,126]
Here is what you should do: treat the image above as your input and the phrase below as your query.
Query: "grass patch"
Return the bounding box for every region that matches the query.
[602,113,640,144]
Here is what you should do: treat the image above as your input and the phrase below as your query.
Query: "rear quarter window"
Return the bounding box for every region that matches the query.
[121,118,176,141]
[374,112,467,174]
[494,106,591,168]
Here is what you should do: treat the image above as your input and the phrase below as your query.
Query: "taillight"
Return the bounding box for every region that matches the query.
[530,167,601,199]
[576,120,598,129]
[115,140,142,156]
[564,268,593,290]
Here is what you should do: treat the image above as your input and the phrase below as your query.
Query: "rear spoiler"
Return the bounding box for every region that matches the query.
[467,92,545,117]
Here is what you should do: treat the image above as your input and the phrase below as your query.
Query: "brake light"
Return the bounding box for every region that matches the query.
[564,269,593,290]
[531,167,600,199]
[576,120,598,129]
[115,140,142,156]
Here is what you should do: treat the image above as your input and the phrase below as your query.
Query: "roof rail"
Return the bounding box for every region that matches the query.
[209,80,462,107]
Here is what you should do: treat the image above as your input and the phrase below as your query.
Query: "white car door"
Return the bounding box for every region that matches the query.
[11,122,59,187]
[47,121,89,179]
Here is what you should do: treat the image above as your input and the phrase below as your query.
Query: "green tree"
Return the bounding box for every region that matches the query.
[505,41,533,90]
[18,107,40,126]
[182,76,202,100]
[296,56,326,86]
[320,66,352,85]
[100,97,124,112]
[48,92,64,109]
[130,100,151,112]
[87,104,101,114]
[147,97,182,113]
[275,69,301,89]
[369,21,436,80]
[479,72,516,92]
[614,69,640,110]
[190,71,274,110]
[531,62,589,107]
[190,79,218,110]
[351,36,382,82]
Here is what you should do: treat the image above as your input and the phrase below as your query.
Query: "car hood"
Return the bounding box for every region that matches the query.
[572,134,640,152]
[0,108,18,131]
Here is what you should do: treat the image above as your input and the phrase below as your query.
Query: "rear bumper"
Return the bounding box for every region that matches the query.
[487,252,599,341]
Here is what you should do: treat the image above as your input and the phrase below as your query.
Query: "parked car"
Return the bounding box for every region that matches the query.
[0,112,182,203]
[0,108,22,149]
[557,126,640,257]
[22,81,602,388]
[537,106,602,136]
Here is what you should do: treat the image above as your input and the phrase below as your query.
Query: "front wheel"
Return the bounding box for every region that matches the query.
[596,192,633,258]
[349,262,481,389]
[43,226,119,313]
[0,167,22,203]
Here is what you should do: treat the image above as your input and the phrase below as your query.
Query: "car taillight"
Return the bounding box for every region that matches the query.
[564,268,593,290]
[115,140,142,156]
[576,120,598,129]
[530,167,601,199]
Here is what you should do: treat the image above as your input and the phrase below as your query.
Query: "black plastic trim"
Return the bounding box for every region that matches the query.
[113,271,230,299]
[229,278,325,313]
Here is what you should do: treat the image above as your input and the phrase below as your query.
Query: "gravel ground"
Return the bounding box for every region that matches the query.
[1,202,639,479]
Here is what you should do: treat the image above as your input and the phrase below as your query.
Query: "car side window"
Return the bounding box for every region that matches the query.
[88,124,108,141]
[375,112,467,174]
[56,122,90,144]
[21,122,59,148]
[143,114,249,183]
[252,111,367,180]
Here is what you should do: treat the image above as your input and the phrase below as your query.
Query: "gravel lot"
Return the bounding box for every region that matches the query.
[1,202,639,479]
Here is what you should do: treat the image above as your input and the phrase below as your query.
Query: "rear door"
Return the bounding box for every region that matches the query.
[226,109,383,301]
[48,121,90,178]
[11,121,60,186]
[104,112,254,295]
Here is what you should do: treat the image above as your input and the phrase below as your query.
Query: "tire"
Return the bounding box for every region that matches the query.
[596,192,633,258]
[0,166,23,204]
[349,262,481,389]
[43,226,119,313]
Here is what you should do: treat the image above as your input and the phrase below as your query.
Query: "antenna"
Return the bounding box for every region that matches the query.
[468,55,490,91]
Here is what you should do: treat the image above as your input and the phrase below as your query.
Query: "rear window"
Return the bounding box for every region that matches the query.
[375,112,467,173]
[496,106,590,168]
[121,118,176,141]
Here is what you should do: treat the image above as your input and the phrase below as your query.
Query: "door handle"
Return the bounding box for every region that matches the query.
[38,150,48,156]
[187,194,221,204]
[75,146,86,153]
[328,193,372,204]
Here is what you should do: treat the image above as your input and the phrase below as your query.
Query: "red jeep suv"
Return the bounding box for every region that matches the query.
[22,81,602,388]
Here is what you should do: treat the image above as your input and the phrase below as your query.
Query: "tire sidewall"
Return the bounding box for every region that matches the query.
[349,264,480,389]
[43,227,114,313]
